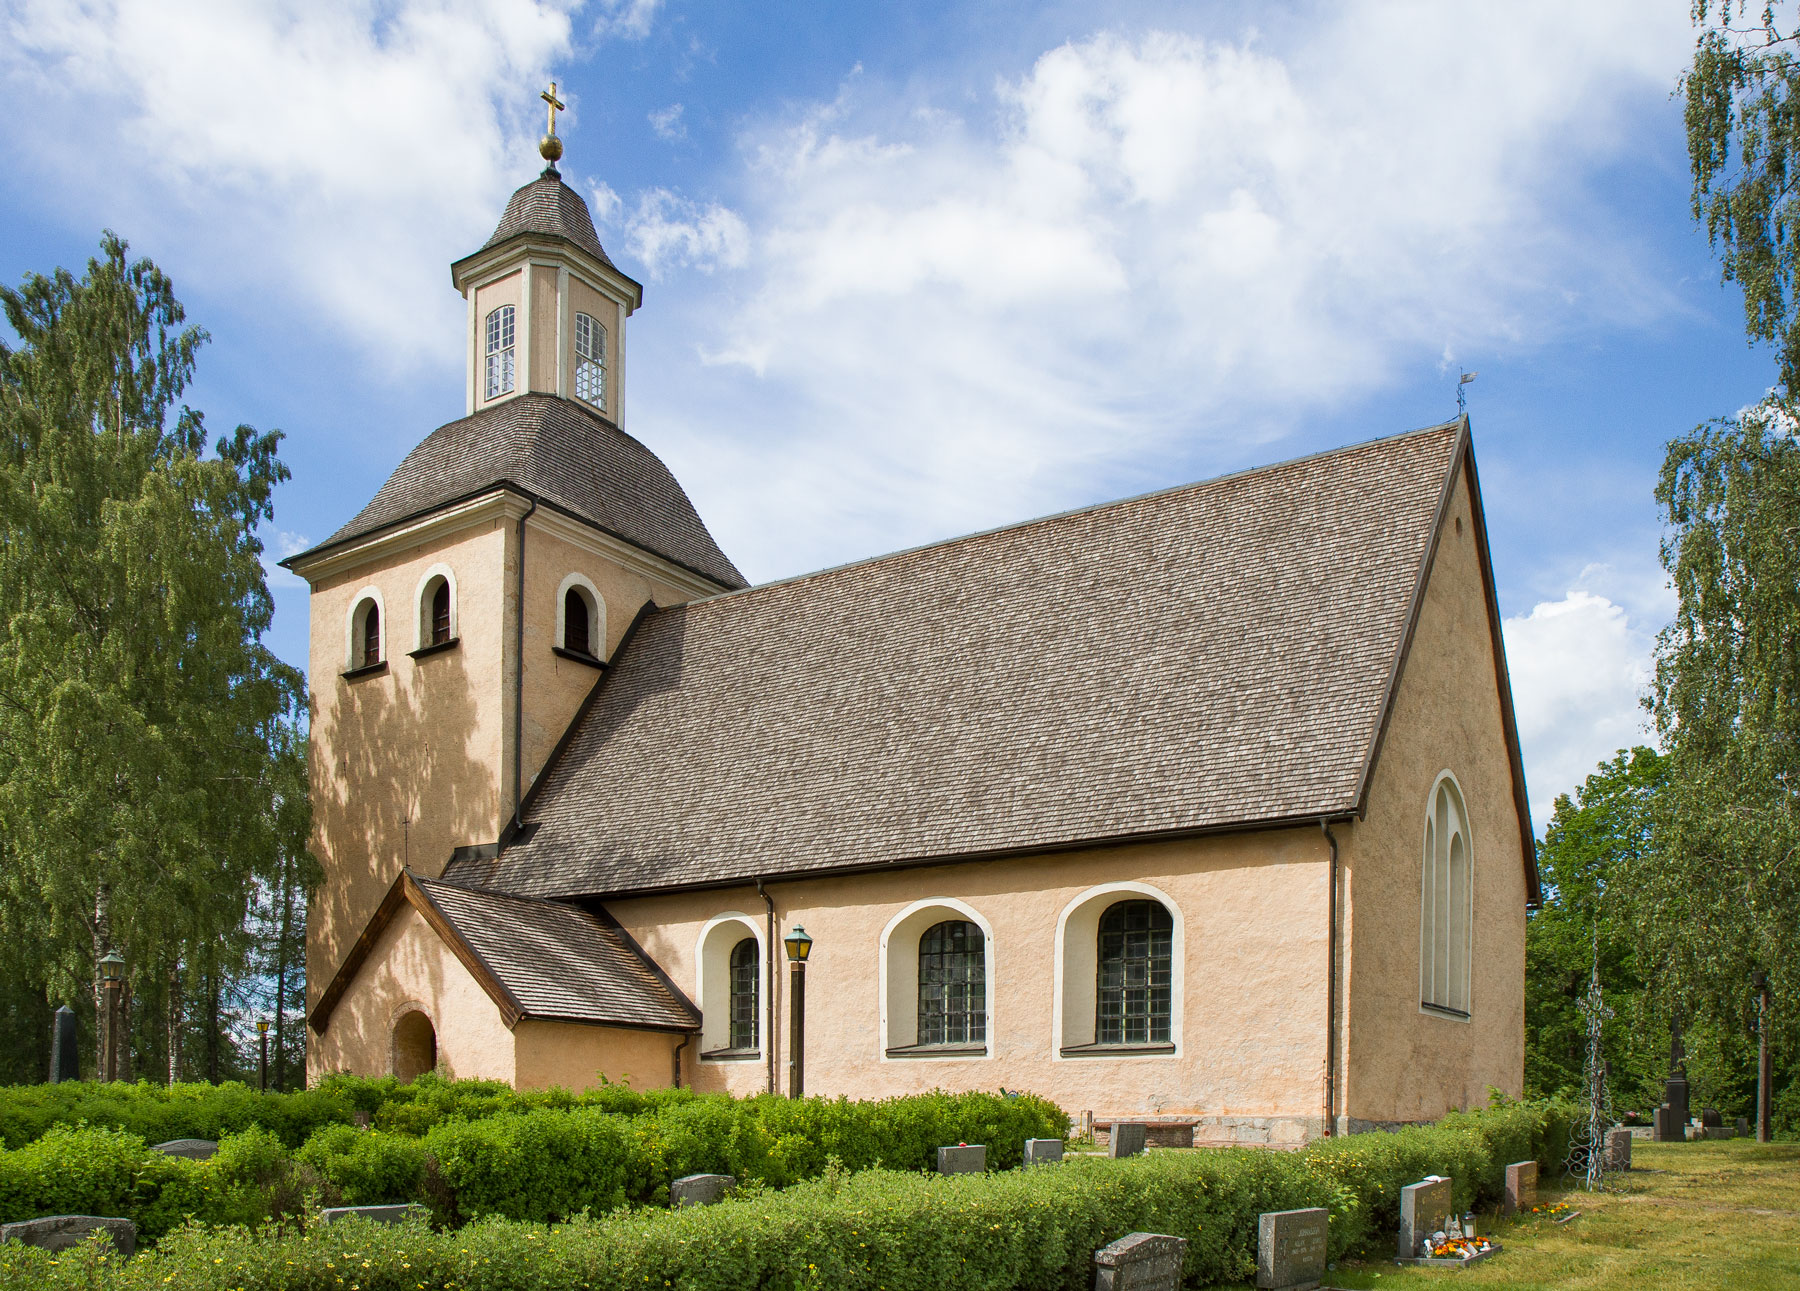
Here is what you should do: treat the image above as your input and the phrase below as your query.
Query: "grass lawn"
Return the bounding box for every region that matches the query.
[1311,1140,1800,1290]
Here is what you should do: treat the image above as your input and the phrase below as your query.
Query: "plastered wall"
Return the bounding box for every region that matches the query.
[472,271,522,408]
[513,1020,678,1092]
[606,829,1333,1136]
[1337,465,1529,1125]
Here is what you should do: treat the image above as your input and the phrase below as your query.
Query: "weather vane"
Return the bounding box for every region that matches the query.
[1456,368,1477,416]
[539,81,566,168]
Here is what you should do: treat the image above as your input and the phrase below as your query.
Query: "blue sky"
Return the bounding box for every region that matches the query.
[0,0,1778,827]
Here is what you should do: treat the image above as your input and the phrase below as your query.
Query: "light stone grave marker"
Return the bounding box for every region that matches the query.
[1024,1138,1064,1166]
[152,1138,218,1161]
[1256,1207,1327,1291]
[319,1204,430,1226]
[0,1215,136,1256]
[937,1144,986,1174]
[1736,1117,1749,1137]
[1396,1176,1453,1260]
[1093,1231,1186,1291]
[1108,1122,1148,1158]
[1605,1128,1632,1171]
[1503,1160,1537,1216]
[670,1173,735,1207]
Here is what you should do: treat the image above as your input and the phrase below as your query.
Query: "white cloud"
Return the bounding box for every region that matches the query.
[0,0,577,367]
[625,189,750,277]
[632,5,1693,580]
[261,529,314,590]
[592,0,660,41]
[649,103,687,142]
[1502,589,1655,828]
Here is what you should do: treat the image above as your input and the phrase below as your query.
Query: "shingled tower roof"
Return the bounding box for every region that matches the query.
[483,165,616,269]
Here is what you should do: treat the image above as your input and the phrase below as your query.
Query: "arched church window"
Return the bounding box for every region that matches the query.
[351,598,382,669]
[485,305,516,400]
[574,312,606,408]
[918,920,985,1046]
[1096,900,1172,1045]
[423,578,452,647]
[1421,774,1473,1016]
[564,587,593,656]
[729,937,759,1051]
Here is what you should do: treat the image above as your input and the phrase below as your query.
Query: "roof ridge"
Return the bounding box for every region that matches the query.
[685,416,1467,614]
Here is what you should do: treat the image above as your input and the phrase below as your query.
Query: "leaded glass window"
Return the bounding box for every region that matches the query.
[1095,901,1172,1045]
[728,937,759,1051]
[917,920,986,1046]
[485,305,515,400]
[574,312,606,407]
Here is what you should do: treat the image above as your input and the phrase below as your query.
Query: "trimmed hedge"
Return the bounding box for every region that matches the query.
[0,1089,1068,1233]
[0,1100,1579,1291]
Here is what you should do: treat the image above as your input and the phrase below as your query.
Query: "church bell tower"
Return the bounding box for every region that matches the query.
[449,83,644,422]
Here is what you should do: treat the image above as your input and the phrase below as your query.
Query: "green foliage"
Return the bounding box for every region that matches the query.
[0,1080,358,1150]
[1524,748,1670,1112]
[0,1100,1577,1291]
[295,1125,427,1207]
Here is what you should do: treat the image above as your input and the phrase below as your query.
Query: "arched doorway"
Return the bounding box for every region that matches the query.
[392,1009,437,1082]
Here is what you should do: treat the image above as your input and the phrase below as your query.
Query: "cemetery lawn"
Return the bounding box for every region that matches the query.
[1315,1140,1800,1290]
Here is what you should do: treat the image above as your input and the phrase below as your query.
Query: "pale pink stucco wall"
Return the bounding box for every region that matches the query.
[513,1020,679,1092]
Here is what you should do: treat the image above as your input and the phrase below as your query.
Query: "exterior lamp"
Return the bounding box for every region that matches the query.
[783,926,813,1098]
[98,950,125,1083]
[98,950,124,983]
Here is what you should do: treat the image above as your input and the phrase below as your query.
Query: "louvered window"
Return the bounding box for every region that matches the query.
[485,305,515,400]
[574,312,606,407]
[428,580,451,646]
[1096,901,1172,1045]
[356,600,381,668]
[564,587,592,655]
[917,920,985,1045]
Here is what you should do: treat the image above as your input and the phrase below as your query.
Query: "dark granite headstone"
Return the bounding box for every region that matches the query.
[1701,1106,1723,1128]
[1108,1122,1148,1158]
[1093,1232,1187,1291]
[670,1173,735,1207]
[50,1007,78,1083]
[1663,1076,1690,1131]
[1024,1138,1064,1166]
[152,1138,218,1161]
[0,1215,135,1256]
[1397,1177,1453,1260]
[937,1144,986,1174]
[1605,1128,1632,1171]
[1652,1105,1676,1142]
[318,1204,430,1226]
[1503,1160,1537,1215]
[1257,1207,1327,1290]
[1736,1116,1749,1137]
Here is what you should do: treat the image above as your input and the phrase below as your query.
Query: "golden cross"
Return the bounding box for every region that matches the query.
[542,82,566,136]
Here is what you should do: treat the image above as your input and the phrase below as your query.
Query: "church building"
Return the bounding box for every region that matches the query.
[288,114,1538,1145]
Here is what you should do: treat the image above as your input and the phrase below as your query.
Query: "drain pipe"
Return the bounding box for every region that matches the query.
[510,496,539,832]
[1321,818,1340,1137]
[672,1032,693,1089]
[757,877,777,1096]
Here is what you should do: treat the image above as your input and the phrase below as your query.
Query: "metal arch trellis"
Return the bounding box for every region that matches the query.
[1564,927,1615,1190]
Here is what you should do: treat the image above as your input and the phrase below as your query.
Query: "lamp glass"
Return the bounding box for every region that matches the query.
[98,950,124,983]
[257,1019,270,1036]
[783,925,813,962]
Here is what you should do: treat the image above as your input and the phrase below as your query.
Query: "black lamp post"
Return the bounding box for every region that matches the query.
[783,925,813,1098]
[257,1018,270,1093]
[98,950,124,1083]
[1752,969,1772,1143]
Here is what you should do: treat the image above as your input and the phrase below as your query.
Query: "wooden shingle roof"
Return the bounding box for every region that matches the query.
[451,418,1530,902]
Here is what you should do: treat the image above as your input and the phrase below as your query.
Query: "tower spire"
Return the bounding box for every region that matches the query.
[539,81,566,174]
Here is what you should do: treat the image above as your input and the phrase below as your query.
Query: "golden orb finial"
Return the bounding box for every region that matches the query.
[539,81,567,167]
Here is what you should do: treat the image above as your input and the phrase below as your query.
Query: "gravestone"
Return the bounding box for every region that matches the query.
[1604,1128,1632,1171]
[1257,1207,1327,1291]
[1093,1232,1187,1291]
[1736,1116,1749,1138]
[1503,1160,1537,1216]
[1108,1122,1148,1158]
[50,1006,78,1083]
[318,1204,430,1226]
[937,1144,986,1174]
[670,1173,735,1207]
[1024,1138,1064,1166]
[1663,1075,1690,1134]
[152,1138,218,1161]
[0,1215,135,1256]
[1701,1106,1723,1128]
[1652,1104,1678,1143]
[1396,1176,1453,1260]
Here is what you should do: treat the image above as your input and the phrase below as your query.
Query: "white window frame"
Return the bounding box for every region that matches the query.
[343,586,386,670]
[695,913,767,1058]
[1052,881,1183,1059]
[484,304,516,400]
[878,898,995,1061]
[414,563,459,651]
[555,572,606,659]
[1420,770,1474,1020]
[573,311,606,410]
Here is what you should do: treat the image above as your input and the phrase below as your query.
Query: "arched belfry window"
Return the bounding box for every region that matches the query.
[350,597,382,670]
[574,312,606,408]
[1421,774,1473,1016]
[728,937,759,1051]
[917,920,986,1046]
[485,304,515,400]
[1096,900,1172,1045]
[564,587,593,655]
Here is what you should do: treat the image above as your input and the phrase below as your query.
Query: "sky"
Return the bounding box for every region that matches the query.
[0,0,1779,832]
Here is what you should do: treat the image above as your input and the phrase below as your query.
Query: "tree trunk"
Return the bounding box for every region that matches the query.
[273,854,293,1091]
[117,975,133,1082]
[92,887,111,1079]
[205,966,221,1083]
[165,962,182,1085]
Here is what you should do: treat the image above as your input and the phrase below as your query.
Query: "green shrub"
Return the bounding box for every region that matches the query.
[293,1124,427,1205]
[0,1080,356,1150]
[0,1099,1582,1291]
